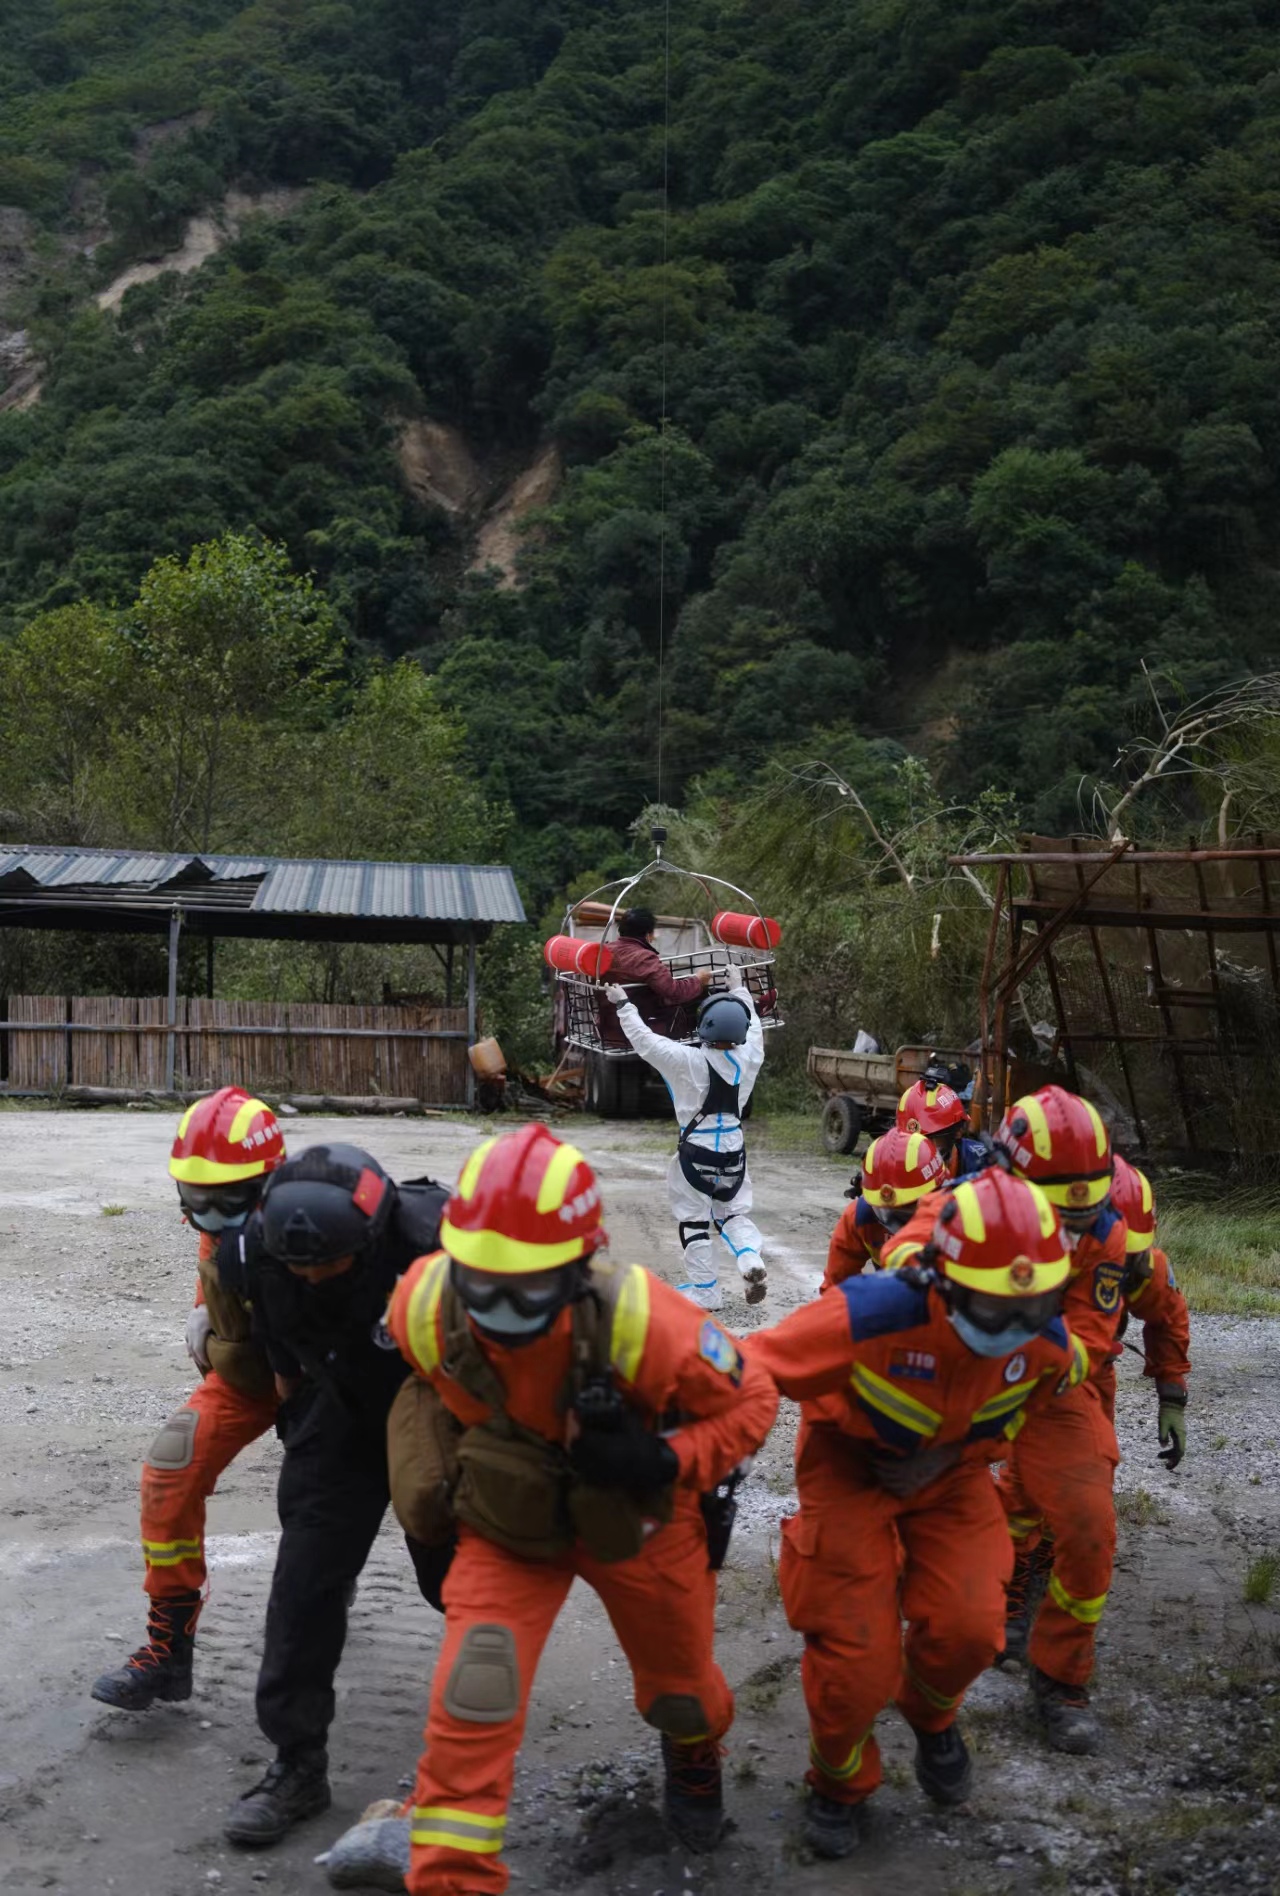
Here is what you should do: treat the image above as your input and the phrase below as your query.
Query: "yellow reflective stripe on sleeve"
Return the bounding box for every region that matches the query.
[972,1378,1039,1424]
[1007,1513,1042,1541]
[881,1236,919,1272]
[1068,1334,1090,1387]
[405,1252,450,1375]
[609,1264,650,1385]
[1003,1406,1029,1442]
[410,1807,506,1852]
[142,1538,202,1566]
[850,1363,943,1438]
[1048,1573,1108,1625]
[904,1666,959,1712]
[810,1729,870,1782]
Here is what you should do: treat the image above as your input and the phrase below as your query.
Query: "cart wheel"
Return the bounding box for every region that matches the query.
[822,1094,863,1155]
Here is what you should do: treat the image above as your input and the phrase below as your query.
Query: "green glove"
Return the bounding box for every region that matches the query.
[1157,1385,1187,1469]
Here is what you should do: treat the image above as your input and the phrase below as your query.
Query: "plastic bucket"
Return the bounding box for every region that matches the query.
[710,911,782,951]
[468,1037,507,1079]
[544,935,614,978]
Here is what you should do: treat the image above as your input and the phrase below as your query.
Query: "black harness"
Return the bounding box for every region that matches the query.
[677,1064,747,1203]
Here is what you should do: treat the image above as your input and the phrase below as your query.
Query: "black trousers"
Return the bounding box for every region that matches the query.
[255,1383,452,1755]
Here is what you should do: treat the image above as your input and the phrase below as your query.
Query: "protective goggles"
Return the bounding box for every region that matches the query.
[450,1260,576,1320]
[870,1202,919,1233]
[952,1283,1063,1335]
[177,1180,260,1232]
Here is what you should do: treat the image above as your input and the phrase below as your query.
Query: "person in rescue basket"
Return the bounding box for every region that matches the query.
[218,1144,453,1849]
[885,1085,1130,1754]
[384,1123,778,1896]
[605,960,767,1310]
[92,1088,286,1712]
[748,1167,1088,1859]
[606,905,713,1033]
[823,1130,948,1288]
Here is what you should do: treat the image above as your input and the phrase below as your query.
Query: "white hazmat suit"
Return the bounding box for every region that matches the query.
[608,969,766,1311]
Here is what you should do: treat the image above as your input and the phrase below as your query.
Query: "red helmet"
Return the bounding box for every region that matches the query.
[931,1168,1071,1299]
[1110,1154,1155,1253]
[441,1124,604,1275]
[169,1086,286,1186]
[897,1078,968,1139]
[862,1130,947,1216]
[995,1086,1112,1213]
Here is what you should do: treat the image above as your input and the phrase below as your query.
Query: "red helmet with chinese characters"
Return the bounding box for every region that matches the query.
[896,1078,968,1139]
[995,1085,1113,1214]
[1109,1154,1155,1253]
[169,1086,286,1185]
[440,1124,604,1275]
[931,1168,1071,1299]
[862,1129,947,1212]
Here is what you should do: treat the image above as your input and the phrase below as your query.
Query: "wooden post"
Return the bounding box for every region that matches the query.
[165,906,183,1094]
[466,933,477,1109]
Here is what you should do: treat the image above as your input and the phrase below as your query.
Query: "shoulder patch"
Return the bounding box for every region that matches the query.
[699,1320,744,1386]
[837,1271,931,1342]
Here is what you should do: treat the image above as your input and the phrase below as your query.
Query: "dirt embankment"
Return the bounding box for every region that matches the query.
[94,187,308,313]
[0,1108,1277,1896]
[398,421,563,586]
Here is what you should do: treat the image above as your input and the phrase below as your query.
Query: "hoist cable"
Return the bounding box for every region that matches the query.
[656,0,672,807]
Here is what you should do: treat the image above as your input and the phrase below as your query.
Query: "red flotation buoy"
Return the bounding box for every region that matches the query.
[544,935,614,978]
[710,911,782,951]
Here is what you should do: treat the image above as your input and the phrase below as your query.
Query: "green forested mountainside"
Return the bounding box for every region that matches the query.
[3,0,1280,996]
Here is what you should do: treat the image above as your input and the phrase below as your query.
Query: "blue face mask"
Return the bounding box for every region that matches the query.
[188,1205,251,1234]
[950,1309,1045,1359]
[468,1297,559,1346]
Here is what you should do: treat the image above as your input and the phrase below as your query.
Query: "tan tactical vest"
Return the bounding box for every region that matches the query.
[387,1258,674,1564]
[195,1246,275,1403]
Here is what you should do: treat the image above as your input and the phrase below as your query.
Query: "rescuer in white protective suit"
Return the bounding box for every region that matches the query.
[605,965,767,1312]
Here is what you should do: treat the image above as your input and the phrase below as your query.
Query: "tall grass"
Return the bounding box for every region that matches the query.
[1154,1180,1280,1317]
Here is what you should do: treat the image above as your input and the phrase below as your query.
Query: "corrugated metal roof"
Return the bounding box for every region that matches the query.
[0,847,526,925]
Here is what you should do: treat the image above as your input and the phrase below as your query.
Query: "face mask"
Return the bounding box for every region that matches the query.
[187,1205,251,1234]
[467,1296,559,1344]
[950,1309,1045,1359]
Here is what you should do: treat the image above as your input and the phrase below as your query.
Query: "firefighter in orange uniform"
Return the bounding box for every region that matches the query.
[1102,1155,1191,1455]
[91,1088,285,1710]
[748,1168,1087,1859]
[823,1130,947,1288]
[387,1125,778,1895]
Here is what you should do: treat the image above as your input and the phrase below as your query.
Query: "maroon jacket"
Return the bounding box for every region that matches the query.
[605,936,705,1038]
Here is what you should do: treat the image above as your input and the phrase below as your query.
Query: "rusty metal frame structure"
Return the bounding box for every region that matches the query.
[954,837,1280,1157]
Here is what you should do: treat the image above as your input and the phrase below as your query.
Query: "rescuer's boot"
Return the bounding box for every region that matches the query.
[803,1791,861,1859]
[90,1592,200,1710]
[741,1263,768,1305]
[224,1747,332,1847]
[1030,1666,1102,1756]
[998,1546,1037,1667]
[910,1722,973,1805]
[322,1799,411,1890]
[661,1735,726,1852]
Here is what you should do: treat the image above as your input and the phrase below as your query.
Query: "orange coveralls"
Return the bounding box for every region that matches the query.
[822,1198,889,1288]
[747,1272,1086,1805]
[140,1233,278,1601]
[1096,1245,1191,1424]
[388,1254,778,1896]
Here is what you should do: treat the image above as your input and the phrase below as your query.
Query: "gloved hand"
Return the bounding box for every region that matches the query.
[570,1409,680,1496]
[1157,1385,1187,1469]
[604,984,629,1005]
[724,961,745,991]
[185,1302,213,1374]
[870,1443,961,1497]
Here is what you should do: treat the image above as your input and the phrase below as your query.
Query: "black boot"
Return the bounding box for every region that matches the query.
[661,1735,725,1853]
[804,1790,861,1859]
[911,1722,973,1805]
[91,1593,199,1710]
[1030,1667,1102,1756]
[225,1748,332,1847]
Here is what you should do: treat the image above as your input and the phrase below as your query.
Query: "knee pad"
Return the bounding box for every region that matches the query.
[145,1407,199,1472]
[642,1692,708,1739]
[678,1222,711,1253]
[442,1624,520,1725]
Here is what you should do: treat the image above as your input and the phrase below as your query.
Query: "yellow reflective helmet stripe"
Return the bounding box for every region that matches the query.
[535,1139,585,1214]
[609,1264,650,1385]
[410,1806,506,1853]
[864,1135,882,1175]
[227,1095,271,1146]
[169,1152,269,1184]
[850,1363,943,1437]
[1038,1172,1111,1209]
[1081,1097,1108,1159]
[946,1253,1070,1295]
[455,1138,498,1203]
[1018,1093,1054,1160]
[405,1252,450,1374]
[810,1728,870,1782]
[951,1181,986,1244]
[1048,1573,1108,1625]
[905,1131,926,1172]
[439,1220,589,1274]
[176,1102,197,1141]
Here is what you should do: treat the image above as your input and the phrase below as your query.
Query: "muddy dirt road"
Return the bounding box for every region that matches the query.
[1,1109,1278,1896]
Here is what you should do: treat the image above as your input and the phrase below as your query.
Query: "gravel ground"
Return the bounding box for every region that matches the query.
[0,1106,1277,1896]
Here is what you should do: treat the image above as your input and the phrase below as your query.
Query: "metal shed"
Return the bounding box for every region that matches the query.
[0,847,526,1105]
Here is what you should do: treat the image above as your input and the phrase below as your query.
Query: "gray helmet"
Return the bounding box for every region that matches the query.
[260,1144,393,1264]
[696,994,751,1046]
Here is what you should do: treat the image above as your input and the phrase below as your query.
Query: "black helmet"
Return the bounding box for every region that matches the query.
[696,993,751,1046]
[260,1145,394,1265]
